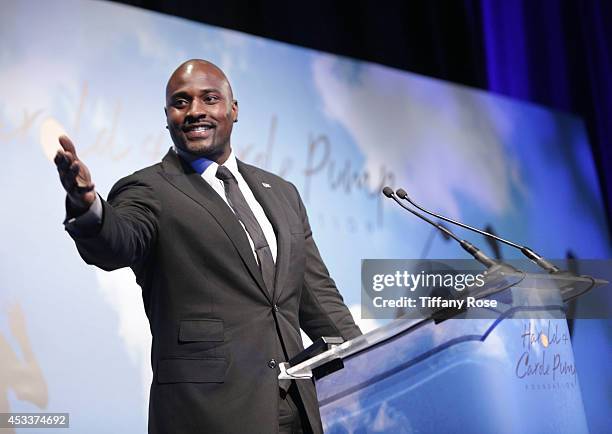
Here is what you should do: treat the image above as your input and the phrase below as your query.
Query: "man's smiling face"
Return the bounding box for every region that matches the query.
[165,60,238,162]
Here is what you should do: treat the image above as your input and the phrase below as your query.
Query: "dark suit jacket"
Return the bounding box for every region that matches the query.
[67,149,361,434]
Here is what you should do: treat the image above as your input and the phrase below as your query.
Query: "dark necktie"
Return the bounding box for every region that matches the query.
[216,166,275,296]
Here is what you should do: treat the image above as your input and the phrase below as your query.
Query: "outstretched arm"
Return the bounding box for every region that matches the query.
[53,135,161,271]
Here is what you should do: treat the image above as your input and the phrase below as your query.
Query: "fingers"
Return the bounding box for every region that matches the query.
[54,135,95,208]
[54,151,92,191]
[58,164,78,192]
[54,149,74,171]
[58,134,77,157]
[54,150,77,187]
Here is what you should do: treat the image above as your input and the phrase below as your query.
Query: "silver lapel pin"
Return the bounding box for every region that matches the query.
[262,182,271,188]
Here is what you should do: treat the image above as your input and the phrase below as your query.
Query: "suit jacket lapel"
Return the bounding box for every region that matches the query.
[158,150,270,302]
[238,160,291,302]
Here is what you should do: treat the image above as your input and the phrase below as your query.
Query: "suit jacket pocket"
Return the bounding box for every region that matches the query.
[179,318,224,342]
[157,357,227,383]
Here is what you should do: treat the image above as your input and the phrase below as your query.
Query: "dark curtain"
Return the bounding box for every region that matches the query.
[481,0,612,242]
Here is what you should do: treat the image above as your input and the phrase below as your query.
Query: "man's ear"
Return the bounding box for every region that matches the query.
[232,100,239,123]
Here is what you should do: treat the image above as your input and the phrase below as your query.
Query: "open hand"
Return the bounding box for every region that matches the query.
[54,135,96,213]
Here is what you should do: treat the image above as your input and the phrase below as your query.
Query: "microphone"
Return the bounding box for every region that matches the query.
[394,188,560,273]
[382,187,496,268]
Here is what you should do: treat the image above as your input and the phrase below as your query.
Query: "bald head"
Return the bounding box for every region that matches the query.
[164,59,239,162]
[165,59,233,103]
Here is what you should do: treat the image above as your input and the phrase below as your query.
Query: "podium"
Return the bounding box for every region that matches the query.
[281,267,605,433]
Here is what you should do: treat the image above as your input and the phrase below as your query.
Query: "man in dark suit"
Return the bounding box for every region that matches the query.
[54,59,361,433]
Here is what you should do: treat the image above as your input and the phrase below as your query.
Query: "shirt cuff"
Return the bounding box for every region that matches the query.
[64,194,103,232]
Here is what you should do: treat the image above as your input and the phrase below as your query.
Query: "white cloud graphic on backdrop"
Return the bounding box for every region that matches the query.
[94,268,151,415]
[312,54,525,218]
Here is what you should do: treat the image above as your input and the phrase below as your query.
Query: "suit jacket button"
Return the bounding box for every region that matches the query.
[273,304,279,312]
[268,359,277,369]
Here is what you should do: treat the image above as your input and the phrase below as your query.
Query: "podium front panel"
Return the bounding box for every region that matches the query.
[316,313,588,434]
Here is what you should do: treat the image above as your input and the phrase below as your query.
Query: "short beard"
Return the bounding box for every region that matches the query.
[172,133,229,163]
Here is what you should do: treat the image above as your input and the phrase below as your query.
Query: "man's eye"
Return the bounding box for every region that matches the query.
[173,100,188,108]
[204,95,219,103]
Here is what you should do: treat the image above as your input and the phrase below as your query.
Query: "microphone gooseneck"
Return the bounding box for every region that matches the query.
[382,187,497,268]
[394,188,560,273]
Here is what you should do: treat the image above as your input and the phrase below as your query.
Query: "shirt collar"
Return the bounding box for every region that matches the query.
[174,146,239,179]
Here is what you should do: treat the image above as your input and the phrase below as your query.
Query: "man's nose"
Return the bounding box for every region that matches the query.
[187,98,207,119]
